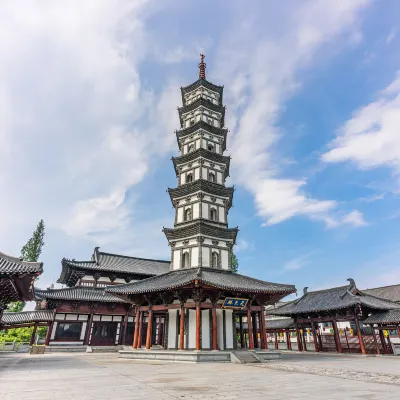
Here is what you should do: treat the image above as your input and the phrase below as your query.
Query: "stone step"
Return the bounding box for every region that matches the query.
[232,351,260,363]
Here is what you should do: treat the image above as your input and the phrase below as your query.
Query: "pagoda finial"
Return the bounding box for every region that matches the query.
[199,53,206,79]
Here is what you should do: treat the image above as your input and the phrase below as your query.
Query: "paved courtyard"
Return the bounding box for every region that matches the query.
[0,352,399,399]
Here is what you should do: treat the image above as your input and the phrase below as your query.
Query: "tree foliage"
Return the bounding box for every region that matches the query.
[231,252,239,273]
[0,326,48,343]
[7,219,45,313]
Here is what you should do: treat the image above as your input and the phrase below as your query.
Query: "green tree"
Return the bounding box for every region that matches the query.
[231,252,239,273]
[7,219,45,313]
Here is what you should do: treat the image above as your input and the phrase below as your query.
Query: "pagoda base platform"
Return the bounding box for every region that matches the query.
[118,349,282,363]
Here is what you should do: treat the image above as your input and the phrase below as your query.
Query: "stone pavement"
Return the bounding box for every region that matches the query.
[0,352,399,399]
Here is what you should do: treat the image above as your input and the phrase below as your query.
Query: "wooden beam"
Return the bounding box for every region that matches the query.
[332,319,343,353]
[212,306,218,350]
[311,322,319,352]
[247,308,254,350]
[133,308,140,349]
[296,327,302,351]
[371,324,380,355]
[29,322,38,346]
[196,303,201,351]
[137,311,143,348]
[145,309,153,350]
[259,311,267,350]
[85,312,94,346]
[179,306,185,350]
[354,315,366,355]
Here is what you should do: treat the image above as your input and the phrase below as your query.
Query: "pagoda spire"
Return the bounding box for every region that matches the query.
[199,53,206,79]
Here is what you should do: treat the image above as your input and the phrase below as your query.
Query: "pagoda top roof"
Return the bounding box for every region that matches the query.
[168,179,234,209]
[0,251,43,275]
[58,248,170,286]
[163,221,238,243]
[106,267,296,296]
[268,279,400,316]
[172,148,230,178]
[181,78,224,101]
[35,286,127,303]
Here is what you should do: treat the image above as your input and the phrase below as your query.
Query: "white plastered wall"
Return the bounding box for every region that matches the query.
[191,247,199,267]
[221,250,229,270]
[188,310,196,349]
[216,309,224,350]
[201,310,210,349]
[168,310,177,349]
[225,309,233,349]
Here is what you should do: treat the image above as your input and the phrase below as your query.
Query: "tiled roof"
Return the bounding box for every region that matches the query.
[163,221,238,242]
[106,267,296,296]
[266,318,295,330]
[35,286,126,303]
[58,250,170,284]
[180,78,224,104]
[362,284,400,303]
[168,180,234,208]
[0,251,43,275]
[172,148,231,178]
[363,310,400,324]
[268,281,400,316]
[176,122,227,150]
[1,310,53,326]
[178,98,226,128]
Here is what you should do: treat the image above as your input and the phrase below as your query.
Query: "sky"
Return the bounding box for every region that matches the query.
[1,0,400,305]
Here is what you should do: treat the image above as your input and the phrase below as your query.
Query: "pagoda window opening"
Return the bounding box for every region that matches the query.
[190,119,195,126]
[211,252,219,268]
[208,143,214,152]
[208,118,214,126]
[208,172,215,182]
[182,251,190,268]
[186,173,193,183]
[188,143,195,153]
[210,207,217,221]
[184,208,192,221]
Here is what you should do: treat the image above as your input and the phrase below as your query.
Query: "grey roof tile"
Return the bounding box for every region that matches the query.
[268,283,400,316]
[363,309,400,324]
[106,267,296,295]
[266,318,295,330]
[362,284,400,303]
[0,251,43,275]
[1,310,53,325]
[35,286,126,303]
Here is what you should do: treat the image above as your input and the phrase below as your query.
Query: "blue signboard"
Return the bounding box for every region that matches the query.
[222,297,248,309]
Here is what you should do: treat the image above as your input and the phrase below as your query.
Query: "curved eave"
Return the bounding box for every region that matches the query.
[163,222,238,243]
[168,180,234,208]
[178,98,226,128]
[176,123,228,151]
[172,149,231,178]
[181,78,224,103]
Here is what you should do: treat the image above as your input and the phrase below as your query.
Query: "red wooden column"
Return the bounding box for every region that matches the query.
[296,327,302,351]
[179,306,185,350]
[212,306,218,350]
[45,309,56,346]
[239,316,244,348]
[302,329,308,351]
[133,308,140,349]
[259,311,267,350]
[247,308,254,350]
[85,312,94,346]
[286,330,292,350]
[354,316,366,355]
[137,311,143,348]
[311,322,319,352]
[332,319,343,353]
[30,322,38,346]
[121,312,129,345]
[145,309,153,350]
[371,324,380,355]
[378,327,388,354]
[195,303,201,350]
[274,331,278,350]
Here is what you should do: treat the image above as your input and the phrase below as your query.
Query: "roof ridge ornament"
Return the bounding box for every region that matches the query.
[199,53,206,79]
[347,278,356,288]
[303,287,308,295]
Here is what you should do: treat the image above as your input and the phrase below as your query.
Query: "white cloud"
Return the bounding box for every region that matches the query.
[322,72,400,185]
[283,252,315,271]
[214,0,370,227]
[342,210,367,227]
[0,1,181,251]
[386,28,397,44]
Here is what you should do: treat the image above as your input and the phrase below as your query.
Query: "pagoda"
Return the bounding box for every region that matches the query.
[107,55,296,359]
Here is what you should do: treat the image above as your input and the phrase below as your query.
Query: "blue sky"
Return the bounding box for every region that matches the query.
[1,0,400,301]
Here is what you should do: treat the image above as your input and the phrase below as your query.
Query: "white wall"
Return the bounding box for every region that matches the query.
[188,310,196,349]
[173,250,180,270]
[193,203,200,219]
[191,247,199,267]
[202,247,210,267]
[216,309,224,350]
[221,250,229,270]
[168,310,177,349]
[225,310,233,349]
[202,310,210,349]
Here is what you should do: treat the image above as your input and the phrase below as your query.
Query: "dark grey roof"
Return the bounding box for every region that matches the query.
[176,122,227,151]
[178,98,225,128]
[172,148,231,178]
[35,286,126,303]
[0,251,43,275]
[269,281,400,316]
[181,78,224,104]
[362,284,400,303]
[163,221,238,242]
[266,318,295,330]
[168,180,234,209]
[58,250,170,284]
[363,310,400,325]
[1,310,53,326]
[106,267,296,296]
